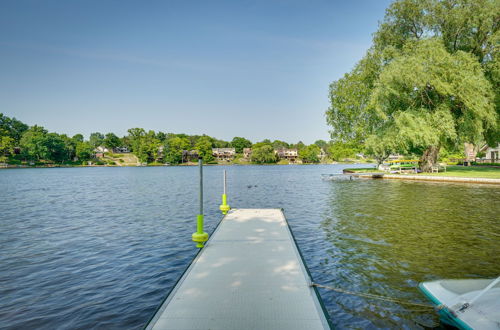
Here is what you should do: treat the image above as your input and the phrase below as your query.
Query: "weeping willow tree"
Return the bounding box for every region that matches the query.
[327,0,499,171]
[371,39,495,171]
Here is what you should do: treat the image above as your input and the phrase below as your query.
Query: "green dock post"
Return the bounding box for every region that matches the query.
[192,157,208,248]
[219,170,231,214]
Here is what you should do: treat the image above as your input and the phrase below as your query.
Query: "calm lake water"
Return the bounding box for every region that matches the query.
[1,165,499,329]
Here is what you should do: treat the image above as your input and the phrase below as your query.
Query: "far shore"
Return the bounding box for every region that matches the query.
[0,161,369,169]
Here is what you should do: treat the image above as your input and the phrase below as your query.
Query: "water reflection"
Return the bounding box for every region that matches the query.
[318,179,500,328]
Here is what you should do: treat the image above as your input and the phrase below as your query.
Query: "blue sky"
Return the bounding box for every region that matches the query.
[0,0,392,144]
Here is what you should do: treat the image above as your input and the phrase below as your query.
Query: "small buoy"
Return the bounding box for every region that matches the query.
[219,193,231,215]
[192,215,208,248]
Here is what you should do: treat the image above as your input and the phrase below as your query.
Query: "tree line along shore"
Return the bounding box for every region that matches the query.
[0,113,373,167]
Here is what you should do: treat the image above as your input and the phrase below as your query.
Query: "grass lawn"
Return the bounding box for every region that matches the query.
[419,165,500,179]
[345,165,500,179]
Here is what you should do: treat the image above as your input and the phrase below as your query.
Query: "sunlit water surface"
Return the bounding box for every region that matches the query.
[1,165,498,329]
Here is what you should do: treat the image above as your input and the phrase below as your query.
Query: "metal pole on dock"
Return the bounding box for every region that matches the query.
[219,170,230,215]
[192,157,208,248]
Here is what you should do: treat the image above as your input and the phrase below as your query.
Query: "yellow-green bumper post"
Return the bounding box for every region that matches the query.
[192,158,208,248]
[192,214,208,248]
[219,170,231,214]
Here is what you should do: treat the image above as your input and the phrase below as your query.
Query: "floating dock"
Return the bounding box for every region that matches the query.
[146,208,330,330]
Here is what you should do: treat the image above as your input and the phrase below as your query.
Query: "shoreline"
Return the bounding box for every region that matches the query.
[357,173,500,185]
[0,162,363,169]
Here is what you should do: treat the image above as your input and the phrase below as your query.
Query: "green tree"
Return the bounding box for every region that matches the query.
[72,134,84,143]
[231,137,252,153]
[156,131,166,142]
[251,145,277,164]
[253,140,273,149]
[127,128,146,152]
[299,145,321,163]
[0,113,28,143]
[104,133,121,150]
[45,133,69,163]
[327,141,357,161]
[271,140,289,149]
[132,130,160,163]
[0,130,14,162]
[89,132,104,148]
[164,136,190,164]
[370,39,495,171]
[314,140,328,150]
[326,0,499,171]
[195,136,214,162]
[364,132,397,166]
[292,141,306,151]
[20,126,49,161]
[326,51,383,145]
[75,141,94,162]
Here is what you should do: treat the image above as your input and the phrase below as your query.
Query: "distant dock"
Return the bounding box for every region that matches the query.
[146,208,330,330]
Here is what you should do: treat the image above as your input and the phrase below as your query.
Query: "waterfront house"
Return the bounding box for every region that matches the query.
[212,148,236,162]
[182,150,199,163]
[275,148,298,163]
[318,149,327,161]
[94,146,109,158]
[243,148,252,160]
[478,144,500,163]
[113,146,130,153]
[156,145,164,161]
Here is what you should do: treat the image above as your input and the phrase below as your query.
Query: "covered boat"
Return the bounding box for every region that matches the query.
[419,277,500,329]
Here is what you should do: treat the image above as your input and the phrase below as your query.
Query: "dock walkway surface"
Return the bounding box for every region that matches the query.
[147,208,330,330]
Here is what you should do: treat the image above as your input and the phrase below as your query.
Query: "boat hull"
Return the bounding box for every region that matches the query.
[419,278,500,330]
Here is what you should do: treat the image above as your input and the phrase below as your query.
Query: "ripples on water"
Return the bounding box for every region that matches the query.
[1,165,499,329]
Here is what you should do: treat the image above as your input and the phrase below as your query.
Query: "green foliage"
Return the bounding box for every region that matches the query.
[371,39,495,152]
[72,134,84,143]
[75,141,94,161]
[299,145,321,163]
[20,126,49,161]
[0,130,15,162]
[292,141,306,151]
[272,140,289,149]
[326,0,499,168]
[364,133,397,165]
[18,126,73,163]
[164,136,190,164]
[44,132,69,163]
[126,128,161,163]
[327,141,358,161]
[326,50,383,144]
[195,136,214,163]
[252,140,273,149]
[251,145,277,164]
[104,133,121,150]
[89,132,104,148]
[231,137,252,153]
[0,113,28,143]
[314,140,328,149]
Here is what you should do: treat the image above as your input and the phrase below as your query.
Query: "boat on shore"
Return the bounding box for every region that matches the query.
[419,277,500,329]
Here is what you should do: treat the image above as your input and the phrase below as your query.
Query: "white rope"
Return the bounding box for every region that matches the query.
[311,283,435,310]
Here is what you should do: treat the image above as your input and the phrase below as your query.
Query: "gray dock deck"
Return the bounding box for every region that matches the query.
[147,208,330,330]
